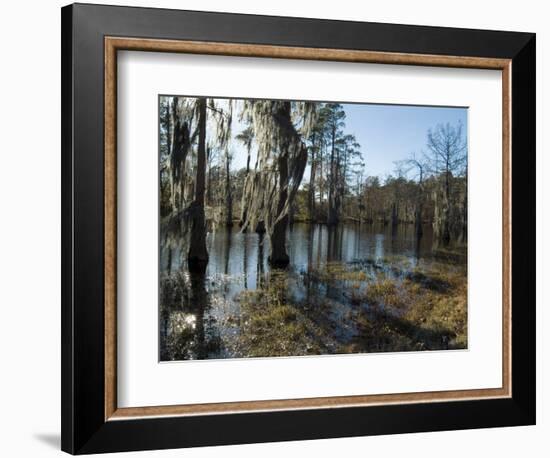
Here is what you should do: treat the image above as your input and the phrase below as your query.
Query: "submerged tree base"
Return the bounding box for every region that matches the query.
[187,256,208,274]
[268,254,290,268]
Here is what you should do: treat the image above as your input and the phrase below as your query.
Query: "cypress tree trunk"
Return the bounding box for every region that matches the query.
[288,203,295,226]
[433,178,451,245]
[206,146,212,206]
[187,98,209,272]
[269,151,290,267]
[415,174,424,239]
[318,150,324,208]
[255,220,266,234]
[239,144,252,228]
[308,136,316,221]
[245,144,251,173]
[391,202,398,229]
[327,128,338,225]
[442,171,451,245]
[224,148,233,227]
[415,204,423,239]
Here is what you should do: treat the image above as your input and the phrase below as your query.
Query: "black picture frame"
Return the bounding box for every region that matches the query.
[61,3,536,454]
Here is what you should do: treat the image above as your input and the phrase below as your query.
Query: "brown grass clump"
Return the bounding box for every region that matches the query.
[355,262,467,351]
[235,273,325,357]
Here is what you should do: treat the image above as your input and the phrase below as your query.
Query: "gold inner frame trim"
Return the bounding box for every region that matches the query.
[104,36,512,421]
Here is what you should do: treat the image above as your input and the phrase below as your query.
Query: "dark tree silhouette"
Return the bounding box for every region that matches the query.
[186,97,209,272]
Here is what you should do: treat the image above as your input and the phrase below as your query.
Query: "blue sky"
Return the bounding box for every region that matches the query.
[228,102,467,180]
[342,103,467,178]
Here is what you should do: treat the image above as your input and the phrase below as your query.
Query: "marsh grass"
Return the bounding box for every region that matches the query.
[354,263,467,351]
[234,272,326,357]
[328,256,464,348]
[160,248,467,360]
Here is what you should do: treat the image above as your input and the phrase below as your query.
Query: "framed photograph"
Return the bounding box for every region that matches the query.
[61,3,536,454]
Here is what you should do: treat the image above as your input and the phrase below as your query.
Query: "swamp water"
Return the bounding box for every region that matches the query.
[160,223,467,361]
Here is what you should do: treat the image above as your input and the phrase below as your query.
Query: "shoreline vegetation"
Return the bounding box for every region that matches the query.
[159,96,468,360]
[238,249,467,357]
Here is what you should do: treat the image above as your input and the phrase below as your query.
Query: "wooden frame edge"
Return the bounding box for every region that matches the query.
[105,38,117,420]
[105,36,510,69]
[104,36,512,421]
